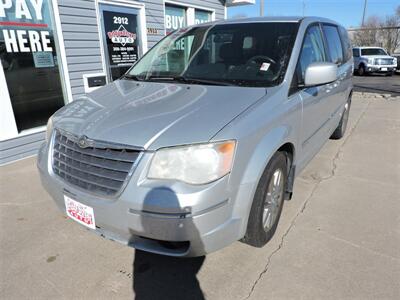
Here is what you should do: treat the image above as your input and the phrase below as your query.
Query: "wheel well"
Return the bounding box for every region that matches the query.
[277,143,294,164]
[277,143,295,200]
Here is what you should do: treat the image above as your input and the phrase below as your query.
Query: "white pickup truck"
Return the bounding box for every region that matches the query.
[353,47,397,76]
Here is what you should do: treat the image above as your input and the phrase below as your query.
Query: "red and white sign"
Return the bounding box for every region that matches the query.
[107,25,136,46]
[64,195,96,229]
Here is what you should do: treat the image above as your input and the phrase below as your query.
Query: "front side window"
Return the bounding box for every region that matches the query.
[296,25,326,83]
[338,26,352,62]
[361,48,387,56]
[352,49,360,57]
[127,22,299,87]
[322,25,343,64]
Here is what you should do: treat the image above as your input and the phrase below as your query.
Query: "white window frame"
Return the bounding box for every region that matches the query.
[95,0,148,82]
[163,0,216,35]
[0,0,73,141]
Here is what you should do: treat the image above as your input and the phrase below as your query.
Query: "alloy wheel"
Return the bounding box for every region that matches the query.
[262,169,284,231]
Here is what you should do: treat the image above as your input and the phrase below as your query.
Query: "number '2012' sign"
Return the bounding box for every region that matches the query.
[113,16,128,24]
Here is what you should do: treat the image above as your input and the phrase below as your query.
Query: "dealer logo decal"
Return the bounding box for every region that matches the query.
[107,25,136,46]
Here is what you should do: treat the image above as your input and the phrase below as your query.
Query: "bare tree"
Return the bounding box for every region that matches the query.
[352,16,381,47]
[380,14,400,53]
[350,6,400,54]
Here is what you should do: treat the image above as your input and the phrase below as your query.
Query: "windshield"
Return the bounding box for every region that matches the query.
[127,22,299,87]
[361,48,388,56]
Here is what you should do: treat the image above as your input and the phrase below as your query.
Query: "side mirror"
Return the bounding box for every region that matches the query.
[304,62,337,87]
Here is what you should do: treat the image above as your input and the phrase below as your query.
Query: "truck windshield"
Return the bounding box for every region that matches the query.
[126,22,299,87]
[361,48,388,56]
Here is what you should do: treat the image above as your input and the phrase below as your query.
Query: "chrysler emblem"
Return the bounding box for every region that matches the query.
[78,135,89,148]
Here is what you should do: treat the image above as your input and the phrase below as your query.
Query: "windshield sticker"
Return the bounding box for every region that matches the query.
[260,62,270,72]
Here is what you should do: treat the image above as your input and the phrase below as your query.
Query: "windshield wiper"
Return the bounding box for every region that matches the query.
[120,74,142,81]
[147,76,235,86]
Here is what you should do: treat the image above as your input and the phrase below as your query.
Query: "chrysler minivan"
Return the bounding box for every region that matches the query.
[38,17,353,257]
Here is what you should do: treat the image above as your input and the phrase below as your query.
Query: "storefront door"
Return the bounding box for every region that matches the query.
[99,4,142,81]
[0,0,66,135]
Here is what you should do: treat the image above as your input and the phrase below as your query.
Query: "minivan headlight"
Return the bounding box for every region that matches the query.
[46,117,53,142]
[147,141,236,185]
[367,58,374,64]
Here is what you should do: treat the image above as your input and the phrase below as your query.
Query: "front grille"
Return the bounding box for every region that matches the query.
[374,58,393,65]
[52,131,141,197]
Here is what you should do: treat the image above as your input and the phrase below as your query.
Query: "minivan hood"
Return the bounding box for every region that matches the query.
[52,80,267,150]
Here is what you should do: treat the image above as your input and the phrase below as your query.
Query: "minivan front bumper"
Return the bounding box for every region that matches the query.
[37,141,244,257]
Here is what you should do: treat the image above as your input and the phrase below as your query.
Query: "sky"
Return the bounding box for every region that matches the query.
[227,0,399,28]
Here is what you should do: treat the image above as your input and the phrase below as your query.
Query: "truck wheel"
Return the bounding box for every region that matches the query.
[358,64,365,76]
[242,152,287,247]
[331,98,351,140]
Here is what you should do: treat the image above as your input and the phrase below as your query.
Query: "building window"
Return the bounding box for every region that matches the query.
[0,0,66,132]
[195,9,212,24]
[165,5,187,34]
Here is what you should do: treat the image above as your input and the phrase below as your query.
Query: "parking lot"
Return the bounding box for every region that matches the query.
[1,92,400,299]
[353,72,400,96]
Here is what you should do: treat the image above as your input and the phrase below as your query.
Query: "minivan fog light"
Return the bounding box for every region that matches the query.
[147,141,236,185]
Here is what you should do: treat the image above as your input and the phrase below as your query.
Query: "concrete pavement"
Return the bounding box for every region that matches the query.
[1,93,399,299]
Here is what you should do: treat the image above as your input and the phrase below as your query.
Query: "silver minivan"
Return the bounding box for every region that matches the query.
[38,17,353,257]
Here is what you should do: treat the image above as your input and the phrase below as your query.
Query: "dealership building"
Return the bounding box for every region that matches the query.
[0,0,253,164]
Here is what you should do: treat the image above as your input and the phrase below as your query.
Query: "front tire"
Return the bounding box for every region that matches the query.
[331,98,351,140]
[358,64,366,76]
[242,152,287,247]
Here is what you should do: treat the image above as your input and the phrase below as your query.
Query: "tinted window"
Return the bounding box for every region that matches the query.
[296,25,327,83]
[322,25,343,64]
[338,26,352,62]
[361,48,387,56]
[352,49,360,57]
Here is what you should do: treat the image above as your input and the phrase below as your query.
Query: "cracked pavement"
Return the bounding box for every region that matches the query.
[1,93,399,299]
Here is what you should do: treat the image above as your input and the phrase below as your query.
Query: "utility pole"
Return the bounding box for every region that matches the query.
[361,0,368,27]
[302,0,306,17]
[260,0,264,16]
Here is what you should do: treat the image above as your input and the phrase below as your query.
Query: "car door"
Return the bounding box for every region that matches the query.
[294,24,333,169]
[321,24,349,122]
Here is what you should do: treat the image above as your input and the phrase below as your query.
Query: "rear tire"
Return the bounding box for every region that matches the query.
[331,98,351,140]
[242,152,287,247]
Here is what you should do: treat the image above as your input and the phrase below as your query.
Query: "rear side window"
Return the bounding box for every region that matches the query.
[297,25,327,83]
[322,25,343,64]
[352,49,360,57]
[338,26,352,62]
